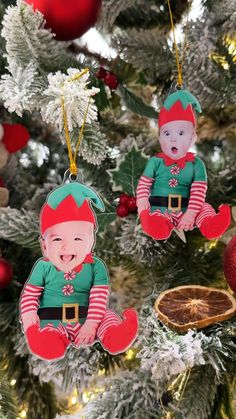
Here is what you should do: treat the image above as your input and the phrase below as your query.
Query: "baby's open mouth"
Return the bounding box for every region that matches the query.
[60,255,75,262]
[171,147,178,154]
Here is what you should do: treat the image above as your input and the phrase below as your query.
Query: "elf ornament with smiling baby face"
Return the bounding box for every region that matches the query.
[136,90,231,240]
[20,182,138,361]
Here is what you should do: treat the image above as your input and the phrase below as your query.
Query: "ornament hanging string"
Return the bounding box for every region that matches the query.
[61,68,91,176]
[160,368,191,418]
[166,0,190,87]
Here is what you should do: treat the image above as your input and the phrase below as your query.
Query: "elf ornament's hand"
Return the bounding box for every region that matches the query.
[74,320,98,346]
[137,198,150,215]
[177,210,196,231]
[21,311,40,332]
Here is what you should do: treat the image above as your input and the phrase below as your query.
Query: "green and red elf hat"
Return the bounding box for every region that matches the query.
[40,182,105,235]
[158,90,202,128]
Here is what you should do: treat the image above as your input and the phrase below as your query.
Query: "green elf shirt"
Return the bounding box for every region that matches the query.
[143,153,207,213]
[27,256,109,327]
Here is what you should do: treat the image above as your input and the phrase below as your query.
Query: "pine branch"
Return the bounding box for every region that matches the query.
[0,301,18,331]
[0,1,67,115]
[78,122,108,165]
[98,0,137,31]
[185,1,236,109]
[209,0,236,33]
[112,28,174,75]
[0,2,99,141]
[0,371,18,419]
[110,259,154,311]
[76,370,160,419]
[2,1,67,71]
[210,379,236,419]
[173,365,218,419]
[27,345,122,394]
[0,310,60,419]
[198,141,236,207]
[68,43,110,67]
[0,60,45,115]
[0,208,39,249]
[42,68,99,132]
[12,321,124,395]
[118,217,173,266]
[137,310,206,383]
[99,0,189,32]
[137,298,236,385]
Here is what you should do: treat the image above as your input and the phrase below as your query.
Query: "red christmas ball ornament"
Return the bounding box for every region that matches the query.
[0,177,5,188]
[127,196,137,212]
[2,123,30,153]
[96,67,108,80]
[119,194,130,206]
[25,0,102,41]
[224,235,236,292]
[104,72,119,90]
[116,204,129,218]
[0,258,13,289]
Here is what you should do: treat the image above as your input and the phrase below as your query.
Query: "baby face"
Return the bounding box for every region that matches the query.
[159,120,196,160]
[41,221,94,272]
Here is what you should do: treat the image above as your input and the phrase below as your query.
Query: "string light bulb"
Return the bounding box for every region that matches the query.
[10,379,16,386]
[82,391,89,403]
[98,368,105,376]
[125,348,136,360]
[71,396,77,405]
[208,239,218,250]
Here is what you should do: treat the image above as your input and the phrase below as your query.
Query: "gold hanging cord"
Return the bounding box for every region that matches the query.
[61,68,91,176]
[167,0,190,87]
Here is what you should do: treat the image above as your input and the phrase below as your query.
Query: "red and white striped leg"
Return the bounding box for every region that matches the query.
[97,309,121,340]
[26,322,70,361]
[140,209,174,240]
[66,322,82,342]
[97,309,138,355]
[197,202,231,239]
[195,203,216,227]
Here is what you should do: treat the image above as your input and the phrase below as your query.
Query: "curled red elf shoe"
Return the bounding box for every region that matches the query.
[199,204,231,240]
[140,209,174,240]
[100,309,138,355]
[26,324,70,361]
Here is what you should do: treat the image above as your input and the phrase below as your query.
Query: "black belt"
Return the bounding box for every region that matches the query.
[38,304,88,323]
[149,195,189,211]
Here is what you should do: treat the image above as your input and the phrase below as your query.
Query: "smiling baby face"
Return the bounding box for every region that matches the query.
[41,221,94,273]
[159,120,196,160]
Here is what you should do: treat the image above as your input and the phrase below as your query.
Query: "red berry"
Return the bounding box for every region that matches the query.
[127,196,137,212]
[119,194,129,205]
[224,235,236,292]
[116,204,129,218]
[0,177,5,188]
[96,67,108,80]
[0,258,13,289]
[104,72,119,90]
[2,123,30,153]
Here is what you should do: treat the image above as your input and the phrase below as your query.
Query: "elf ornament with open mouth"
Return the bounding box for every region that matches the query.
[19,182,138,360]
[136,90,231,240]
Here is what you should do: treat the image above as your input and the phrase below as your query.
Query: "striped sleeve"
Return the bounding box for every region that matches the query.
[136,175,154,201]
[20,284,44,316]
[188,181,207,213]
[86,285,109,323]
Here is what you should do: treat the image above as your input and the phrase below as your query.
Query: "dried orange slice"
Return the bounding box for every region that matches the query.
[154,285,236,332]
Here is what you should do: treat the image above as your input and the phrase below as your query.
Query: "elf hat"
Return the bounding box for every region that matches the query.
[158,90,202,128]
[40,182,105,235]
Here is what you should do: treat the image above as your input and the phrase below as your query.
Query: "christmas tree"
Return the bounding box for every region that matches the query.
[0,0,236,418]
